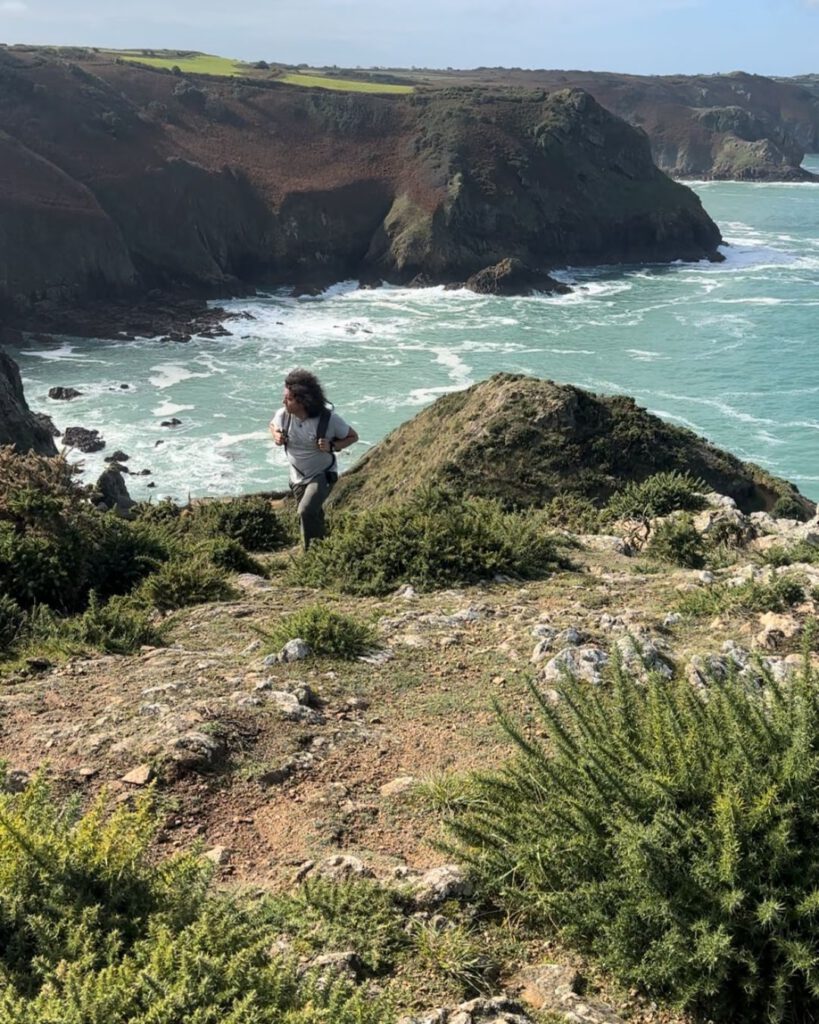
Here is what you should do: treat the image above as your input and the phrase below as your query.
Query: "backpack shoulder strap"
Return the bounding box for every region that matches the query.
[282,410,291,452]
[316,406,336,473]
[316,406,331,440]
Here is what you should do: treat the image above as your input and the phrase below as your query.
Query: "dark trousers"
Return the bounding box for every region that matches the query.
[292,474,332,549]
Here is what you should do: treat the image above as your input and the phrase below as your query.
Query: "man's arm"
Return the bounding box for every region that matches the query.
[270,410,288,446]
[333,428,358,452]
[318,426,358,454]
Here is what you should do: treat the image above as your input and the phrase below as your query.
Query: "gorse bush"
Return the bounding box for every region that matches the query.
[677,574,805,618]
[448,643,819,1022]
[0,594,24,654]
[62,592,166,654]
[605,470,708,522]
[0,777,393,1023]
[291,487,566,595]
[135,557,235,611]
[645,513,705,568]
[772,494,811,522]
[0,450,160,614]
[195,495,293,551]
[759,542,819,568]
[194,536,267,576]
[541,493,601,533]
[264,604,377,659]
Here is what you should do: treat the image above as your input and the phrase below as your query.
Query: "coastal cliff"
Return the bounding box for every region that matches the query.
[0,339,57,455]
[0,49,721,319]
[407,67,819,181]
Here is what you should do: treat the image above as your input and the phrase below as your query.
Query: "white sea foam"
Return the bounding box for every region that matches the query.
[626,349,665,361]
[20,342,76,360]
[148,363,214,389]
[153,402,195,417]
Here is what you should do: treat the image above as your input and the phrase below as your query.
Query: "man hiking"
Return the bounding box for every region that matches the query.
[269,369,358,549]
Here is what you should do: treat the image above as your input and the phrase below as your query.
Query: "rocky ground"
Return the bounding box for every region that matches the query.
[2,497,818,1023]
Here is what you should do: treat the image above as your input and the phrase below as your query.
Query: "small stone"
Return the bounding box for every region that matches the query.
[203,845,230,865]
[121,764,154,786]
[380,776,417,797]
[278,638,311,663]
[413,864,473,907]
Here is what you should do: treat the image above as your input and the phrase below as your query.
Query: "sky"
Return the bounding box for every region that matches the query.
[1,0,817,77]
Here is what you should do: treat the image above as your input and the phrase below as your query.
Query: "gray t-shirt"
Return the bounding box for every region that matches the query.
[270,407,351,484]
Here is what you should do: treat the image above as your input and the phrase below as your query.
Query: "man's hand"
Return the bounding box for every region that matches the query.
[271,426,287,446]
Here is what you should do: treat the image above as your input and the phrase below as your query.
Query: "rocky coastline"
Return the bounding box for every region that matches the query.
[0,49,722,323]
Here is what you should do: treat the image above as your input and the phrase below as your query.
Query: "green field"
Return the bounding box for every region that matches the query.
[278,72,412,94]
[109,51,248,75]
[107,51,413,92]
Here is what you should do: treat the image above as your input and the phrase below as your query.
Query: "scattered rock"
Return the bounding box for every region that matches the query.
[540,646,609,685]
[315,855,373,881]
[412,864,474,908]
[380,776,417,797]
[48,386,82,400]
[277,638,311,663]
[63,426,105,452]
[95,464,136,515]
[167,730,225,770]
[203,845,231,865]
[3,769,30,793]
[121,764,154,786]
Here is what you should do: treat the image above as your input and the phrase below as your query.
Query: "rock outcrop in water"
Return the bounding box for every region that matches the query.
[331,374,813,516]
[0,338,58,455]
[0,48,721,320]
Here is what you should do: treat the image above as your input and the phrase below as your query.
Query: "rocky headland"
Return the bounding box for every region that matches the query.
[330,373,813,517]
[400,66,819,182]
[0,47,722,331]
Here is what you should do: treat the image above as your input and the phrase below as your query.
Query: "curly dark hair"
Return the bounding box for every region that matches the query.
[284,368,329,418]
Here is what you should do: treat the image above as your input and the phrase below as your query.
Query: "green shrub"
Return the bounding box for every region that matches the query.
[448,650,819,1022]
[646,513,705,568]
[0,779,393,1022]
[772,494,810,522]
[412,919,497,996]
[62,592,166,654]
[264,604,377,659]
[136,558,235,611]
[0,451,165,613]
[759,542,819,568]
[194,536,266,576]
[605,471,708,522]
[192,495,292,551]
[291,487,565,595]
[677,574,805,618]
[541,494,601,533]
[0,594,24,654]
[264,876,409,974]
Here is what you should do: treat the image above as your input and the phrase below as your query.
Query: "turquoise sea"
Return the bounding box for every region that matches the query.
[9,158,819,504]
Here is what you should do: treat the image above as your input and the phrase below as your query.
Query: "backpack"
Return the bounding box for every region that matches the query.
[282,406,338,485]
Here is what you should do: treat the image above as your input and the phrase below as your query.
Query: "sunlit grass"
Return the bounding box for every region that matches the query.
[108,51,248,76]
[106,52,413,92]
[278,72,412,93]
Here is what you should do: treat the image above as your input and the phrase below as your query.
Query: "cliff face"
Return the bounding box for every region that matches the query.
[331,374,812,516]
[0,340,58,456]
[434,69,819,182]
[0,49,721,316]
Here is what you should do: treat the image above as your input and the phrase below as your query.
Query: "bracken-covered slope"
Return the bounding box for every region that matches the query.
[0,48,721,315]
[331,374,812,515]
